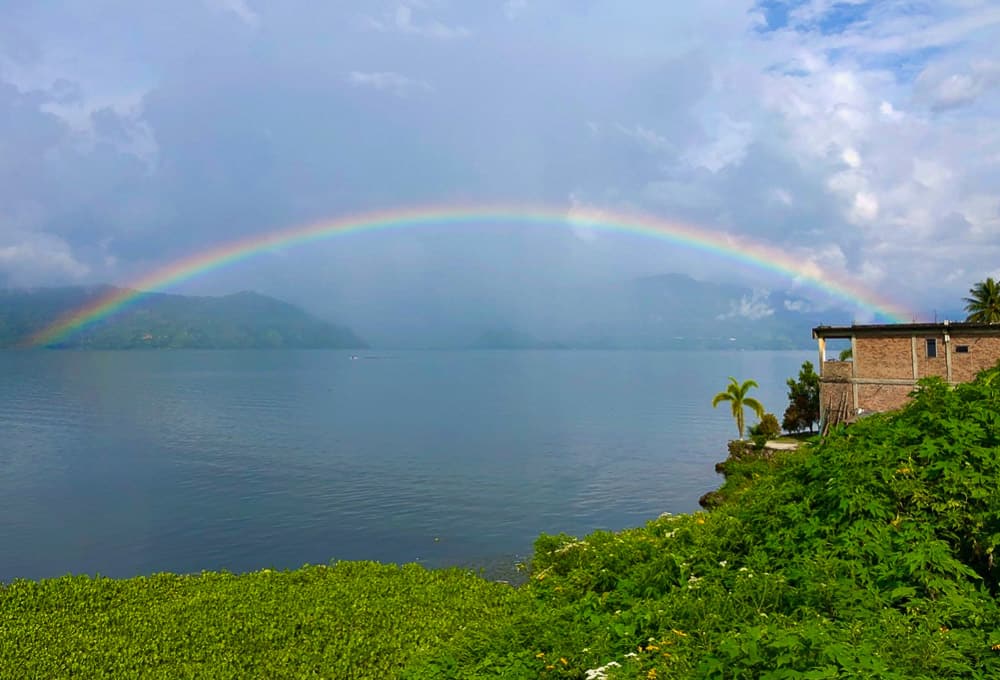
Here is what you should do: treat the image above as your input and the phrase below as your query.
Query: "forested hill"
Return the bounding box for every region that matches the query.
[0,287,367,349]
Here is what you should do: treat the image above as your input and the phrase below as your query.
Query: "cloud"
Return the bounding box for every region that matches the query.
[718,290,775,321]
[783,298,811,313]
[504,0,528,21]
[914,59,1000,111]
[364,3,471,39]
[614,123,673,153]
[1,0,999,333]
[682,114,753,173]
[348,71,433,97]
[211,0,259,27]
[0,231,89,283]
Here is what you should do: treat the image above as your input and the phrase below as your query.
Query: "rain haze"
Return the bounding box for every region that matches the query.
[2,0,999,345]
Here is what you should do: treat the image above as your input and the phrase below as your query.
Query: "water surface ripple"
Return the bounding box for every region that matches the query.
[0,349,810,581]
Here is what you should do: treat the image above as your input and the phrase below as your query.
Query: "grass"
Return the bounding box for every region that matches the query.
[0,562,524,679]
[772,431,816,443]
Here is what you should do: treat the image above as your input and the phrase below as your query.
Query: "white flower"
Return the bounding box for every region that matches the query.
[719,560,728,568]
[584,661,621,680]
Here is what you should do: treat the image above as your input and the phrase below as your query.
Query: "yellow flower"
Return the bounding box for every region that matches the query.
[536,652,546,658]
[647,669,658,679]
[546,664,555,670]
[696,518,706,525]
[560,657,568,666]
[671,629,687,637]
[647,644,659,651]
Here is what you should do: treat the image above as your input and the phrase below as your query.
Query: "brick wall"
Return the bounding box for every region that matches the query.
[915,333,948,378]
[855,337,912,380]
[817,327,1000,418]
[820,380,853,418]
[949,335,1000,383]
[821,360,852,380]
[857,383,912,413]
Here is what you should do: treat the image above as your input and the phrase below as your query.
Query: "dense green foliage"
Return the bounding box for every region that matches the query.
[712,377,766,440]
[410,364,1000,678]
[783,360,820,433]
[0,287,366,349]
[965,278,1000,324]
[0,562,522,678]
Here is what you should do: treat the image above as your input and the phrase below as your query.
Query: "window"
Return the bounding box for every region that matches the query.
[956,345,970,354]
[926,338,937,358]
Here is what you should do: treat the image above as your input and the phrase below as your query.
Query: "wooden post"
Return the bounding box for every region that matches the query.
[911,336,918,380]
[818,337,826,372]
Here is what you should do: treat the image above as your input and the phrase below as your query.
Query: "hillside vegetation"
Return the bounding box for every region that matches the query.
[4,365,1000,677]
[0,287,366,349]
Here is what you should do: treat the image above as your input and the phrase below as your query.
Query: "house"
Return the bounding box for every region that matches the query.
[812,322,1000,427]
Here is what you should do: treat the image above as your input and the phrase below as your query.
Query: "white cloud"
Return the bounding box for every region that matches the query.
[717,290,775,321]
[206,0,260,28]
[841,147,861,168]
[348,71,433,97]
[614,123,672,153]
[771,188,793,206]
[783,298,811,313]
[0,231,89,284]
[365,3,471,39]
[683,114,753,173]
[504,0,528,21]
[915,59,1000,111]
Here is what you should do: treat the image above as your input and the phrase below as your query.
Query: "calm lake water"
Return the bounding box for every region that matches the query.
[0,350,811,582]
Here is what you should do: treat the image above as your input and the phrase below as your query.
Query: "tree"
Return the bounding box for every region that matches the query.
[712,377,766,440]
[783,361,820,433]
[964,278,1000,323]
[838,348,853,361]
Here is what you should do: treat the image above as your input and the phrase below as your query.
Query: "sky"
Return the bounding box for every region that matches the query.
[1,1,999,341]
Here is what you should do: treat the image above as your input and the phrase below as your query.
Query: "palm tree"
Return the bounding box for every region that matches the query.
[965,278,1000,323]
[712,377,766,440]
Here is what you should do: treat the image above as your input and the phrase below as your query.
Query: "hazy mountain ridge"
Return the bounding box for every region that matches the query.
[1,273,916,350]
[0,287,367,349]
[465,274,862,350]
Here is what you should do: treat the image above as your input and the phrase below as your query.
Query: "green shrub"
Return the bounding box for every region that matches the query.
[757,412,781,439]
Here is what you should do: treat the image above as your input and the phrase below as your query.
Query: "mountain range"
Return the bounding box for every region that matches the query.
[0,287,367,349]
[1,274,935,350]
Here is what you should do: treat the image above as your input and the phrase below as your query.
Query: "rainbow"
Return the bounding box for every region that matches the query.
[28,203,910,346]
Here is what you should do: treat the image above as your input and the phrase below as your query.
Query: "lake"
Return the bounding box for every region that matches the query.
[0,349,811,582]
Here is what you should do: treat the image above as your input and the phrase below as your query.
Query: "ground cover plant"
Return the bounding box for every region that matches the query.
[408,365,1000,678]
[0,562,525,679]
